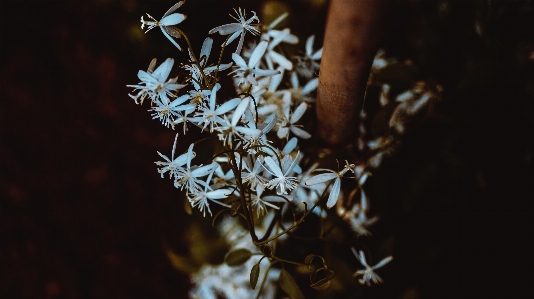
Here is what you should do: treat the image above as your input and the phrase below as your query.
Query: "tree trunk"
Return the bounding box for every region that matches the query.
[317,0,387,149]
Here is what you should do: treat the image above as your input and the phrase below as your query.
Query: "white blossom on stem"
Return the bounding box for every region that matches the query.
[154,134,192,179]
[306,161,355,208]
[188,171,232,217]
[128,58,185,104]
[262,153,300,195]
[229,41,280,86]
[140,1,187,50]
[295,35,322,78]
[276,102,311,139]
[351,248,393,286]
[191,83,240,132]
[209,8,260,54]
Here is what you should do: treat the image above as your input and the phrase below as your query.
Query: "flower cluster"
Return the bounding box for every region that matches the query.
[126,2,438,297]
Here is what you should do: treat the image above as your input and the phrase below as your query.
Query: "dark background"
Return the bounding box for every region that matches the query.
[1,0,532,298]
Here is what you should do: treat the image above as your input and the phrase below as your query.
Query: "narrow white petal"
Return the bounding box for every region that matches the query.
[137,71,158,85]
[200,37,213,62]
[225,30,242,46]
[253,68,280,77]
[270,51,293,70]
[277,127,289,139]
[161,13,186,26]
[160,27,182,50]
[282,137,297,154]
[268,12,288,30]
[359,251,370,268]
[306,35,315,56]
[264,156,283,177]
[232,98,250,126]
[290,72,299,88]
[360,189,369,212]
[290,126,311,139]
[209,23,241,35]
[268,71,284,91]
[257,105,278,116]
[290,102,308,123]
[186,143,194,168]
[312,48,323,60]
[261,113,277,134]
[302,78,319,95]
[191,164,215,177]
[269,28,290,49]
[216,98,240,115]
[156,151,170,162]
[372,256,393,270]
[206,189,231,199]
[235,126,261,137]
[231,53,248,69]
[170,103,195,111]
[249,41,268,68]
[152,58,174,81]
[326,178,341,208]
[306,173,336,186]
[284,152,301,175]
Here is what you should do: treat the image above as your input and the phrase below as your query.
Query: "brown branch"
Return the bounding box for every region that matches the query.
[317,0,387,149]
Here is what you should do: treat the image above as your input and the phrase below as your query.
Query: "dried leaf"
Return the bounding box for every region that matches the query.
[310,267,335,291]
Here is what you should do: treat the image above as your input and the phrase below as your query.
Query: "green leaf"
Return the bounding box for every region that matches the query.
[250,263,260,290]
[279,269,305,299]
[225,248,252,266]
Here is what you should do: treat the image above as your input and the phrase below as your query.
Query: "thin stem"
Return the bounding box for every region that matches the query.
[175,27,212,90]
[213,35,232,80]
[229,150,258,242]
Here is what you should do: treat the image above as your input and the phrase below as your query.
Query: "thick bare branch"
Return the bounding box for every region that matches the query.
[317,0,387,149]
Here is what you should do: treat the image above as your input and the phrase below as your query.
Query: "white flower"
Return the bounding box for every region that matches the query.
[305,161,355,208]
[215,98,261,147]
[250,187,285,216]
[351,248,393,286]
[276,102,311,139]
[140,1,187,50]
[262,153,300,195]
[209,8,260,54]
[229,41,280,86]
[263,28,294,71]
[188,172,231,217]
[241,155,265,191]
[191,83,240,132]
[154,134,192,179]
[260,13,299,45]
[128,58,186,104]
[291,163,326,213]
[183,37,233,89]
[295,35,322,78]
[173,143,217,192]
[289,71,318,104]
[149,92,195,127]
[240,111,276,154]
[171,107,195,134]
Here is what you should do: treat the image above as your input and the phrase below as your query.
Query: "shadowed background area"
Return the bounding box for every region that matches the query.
[1,0,532,298]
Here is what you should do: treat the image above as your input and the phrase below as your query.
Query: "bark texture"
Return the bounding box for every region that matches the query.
[317,0,387,149]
